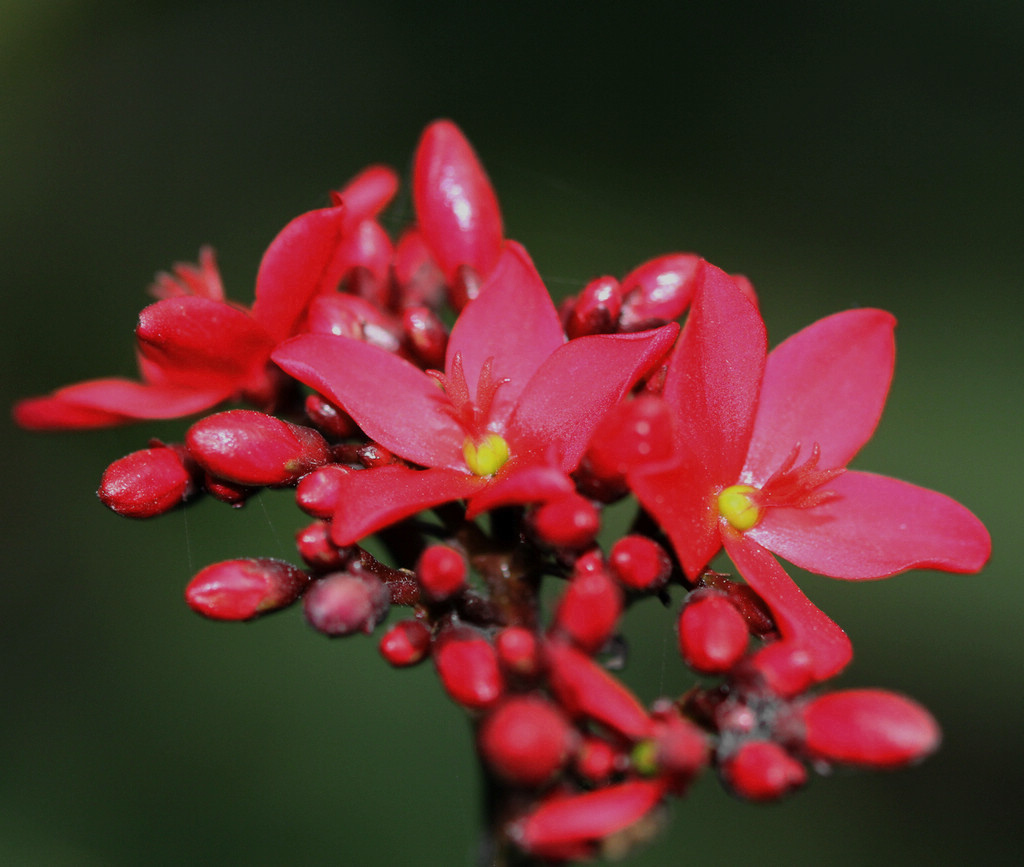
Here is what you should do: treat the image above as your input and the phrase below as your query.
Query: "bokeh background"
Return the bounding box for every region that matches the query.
[2,2,1021,864]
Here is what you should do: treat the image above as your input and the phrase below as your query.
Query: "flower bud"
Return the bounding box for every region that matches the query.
[565,276,623,338]
[618,253,700,330]
[302,571,390,637]
[745,642,816,698]
[379,619,432,668]
[98,444,197,518]
[608,535,671,592]
[393,227,445,308]
[633,703,709,794]
[550,553,622,655]
[433,627,505,710]
[416,544,467,601]
[530,494,601,550]
[186,410,331,486]
[545,641,653,742]
[678,592,750,674]
[304,393,356,439]
[403,305,448,369]
[574,735,622,784]
[295,520,356,572]
[582,395,673,486]
[295,464,351,518]
[185,557,310,621]
[202,472,254,506]
[478,694,576,787]
[720,740,806,802]
[495,626,543,679]
[796,689,941,769]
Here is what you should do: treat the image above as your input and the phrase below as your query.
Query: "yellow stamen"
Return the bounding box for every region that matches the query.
[463,433,510,477]
[718,484,761,531]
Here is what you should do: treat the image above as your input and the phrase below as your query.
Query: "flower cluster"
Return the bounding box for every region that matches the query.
[14,121,990,864]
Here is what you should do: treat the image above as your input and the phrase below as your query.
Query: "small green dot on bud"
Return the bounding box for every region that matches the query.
[631,739,660,777]
[463,433,510,477]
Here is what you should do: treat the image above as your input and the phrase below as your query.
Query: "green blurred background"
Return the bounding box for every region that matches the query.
[2,1,1020,864]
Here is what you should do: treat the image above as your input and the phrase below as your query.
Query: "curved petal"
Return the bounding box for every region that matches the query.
[251,204,350,341]
[272,334,465,469]
[745,309,895,482]
[629,451,721,579]
[464,460,574,519]
[413,119,503,282]
[748,470,992,579]
[507,324,679,471]
[446,242,565,424]
[331,164,399,222]
[724,532,852,682]
[13,378,229,429]
[331,465,484,545]
[663,261,766,489]
[136,297,276,391]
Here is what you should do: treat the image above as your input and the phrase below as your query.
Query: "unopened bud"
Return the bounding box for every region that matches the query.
[574,735,622,784]
[416,544,467,601]
[633,703,709,794]
[478,694,576,787]
[551,553,622,654]
[495,626,543,679]
[202,472,254,506]
[583,395,673,486]
[433,627,505,710]
[403,305,448,368]
[618,253,701,331]
[530,494,600,550]
[609,535,671,592]
[720,740,806,802]
[745,642,816,698]
[303,571,390,636]
[186,410,330,486]
[295,464,351,518]
[565,276,623,338]
[185,557,310,621]
[304,393,356,439]
[295,520,356,572]
[678,592,750,674]
[98,444,197,518]
[379,619,432,667]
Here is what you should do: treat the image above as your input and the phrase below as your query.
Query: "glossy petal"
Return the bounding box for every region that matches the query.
[446,242,564,424]
[330,465,484,545]
[744,309,895,481]
[723,532,852,682]
[464,460,574,519]
[271,334,466,470]
[508,324,679,471]
[412,119,503,281]
[13,378,230,429]
[136,296,275,390]
[331,164,399,222]
[251,204,350,341]
[662,261,766,488]
[749,470,992,579]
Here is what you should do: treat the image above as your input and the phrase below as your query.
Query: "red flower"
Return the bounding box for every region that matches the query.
[13,166,398,430]
[630,260,991,679]
[272,242,677,545]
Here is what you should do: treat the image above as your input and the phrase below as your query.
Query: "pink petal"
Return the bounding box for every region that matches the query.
[508,323,679,471]
[136,297,276,391]
[745,309,895,482]
[330,465,484,545]
[663,261,766,489]
[271,334,466,469]
[748,470,992,579]
[464,460,574,519]
[723,532,852,682]
[251,204,350,341]
[13,378,229,429]
[446,242,564,424]
[331,164,399,222]
[412,119,503,281]
[628,451,722,579]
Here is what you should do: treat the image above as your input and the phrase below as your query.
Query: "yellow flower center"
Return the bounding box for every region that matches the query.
[463,433,510,477]
[717,484,761,531]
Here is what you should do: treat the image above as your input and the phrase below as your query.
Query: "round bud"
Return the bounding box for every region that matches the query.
[433,627,505,710]
[295,520,356,572]
[720,740,806,802]
[495,626,543,679]
[609,535,671,591]
[416,544,467,601]
[531,494,600,550]
[678,592,749,674]
[551,556,622,654]
[303,571,390,637]
[98,444,197,518]
[379,619,432,668]
[185,557,310,621]
[295,464,351,518]
[478,694,575,787]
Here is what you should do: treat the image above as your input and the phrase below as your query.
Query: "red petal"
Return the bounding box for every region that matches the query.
[330,465,484,545]
[251,204,350,341]
[464,460,574,519]
[272,334,466,470]
[331,164,399,222]
[723,533,852,683]
[446,242,564,425]
[508,323,679,471]
[749,470,991,579]
[745,309,895,481]
[136,296,275,390]
[663,261,766,488]
[412,119,503,281]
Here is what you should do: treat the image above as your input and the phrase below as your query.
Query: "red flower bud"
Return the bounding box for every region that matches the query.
[295,464,352,518]
[185,410,330,486]
[495,626,543,679]
[583,395,673,485]
[618,253,701,330]
[402,305,448,369]
[302,571,390,636]
[678,592,750,674]
[545,641,653,742]
[574,735,622,784]
[379,619,432,668]
[98,444,197,518]
[796,689,941,769]
[565,275,623,338]
[608,535,671,592]
[530,494,601,550]
[635,703,709,794]
[295,520,356,572]
[393,227,445,308]
[185,557,310,621]
[202,472,253,506]
[551,553,622,654]
[478,694,576,787]
[304,393,356,439]
[416,544,467,601]
[433,627,505,710]
[510,779,667,859]
[720,740,807,802]
[746,642,816,698]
